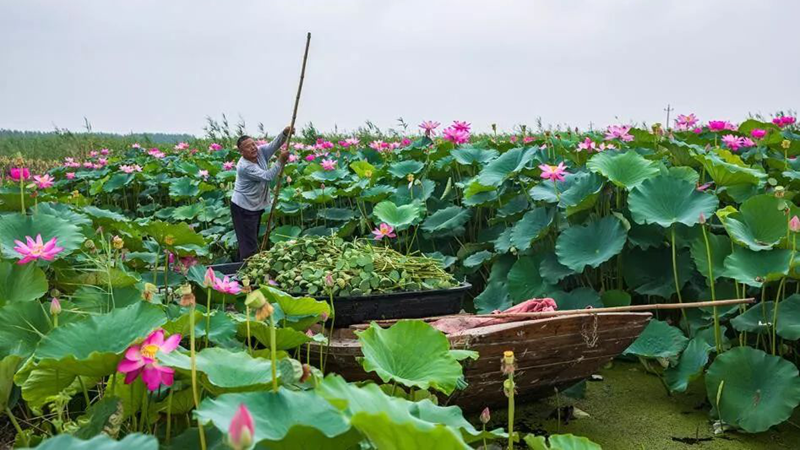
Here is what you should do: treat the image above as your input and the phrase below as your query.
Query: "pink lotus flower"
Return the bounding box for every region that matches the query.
[223,161,236,171]
[369,140,388,152]
[148,148,166,159]
[50,297,62,316]
[320,159,337,171]
[13,234,65,264]
[117,329,181,391]
[339,137,360,148]
[213,275,242,295]
[708,120,736,132]
[315,139,334,150]
[750,129,767,139]
[66,172,76,179]
[598,143,616,151]
[209,143,223,151]
[401,138,412,146]
[740,137,756,148]
[83,162,94,169]
[119,164,142,174]
[174,142,190,151]
[89,150,99,158]
[256,139,268,146]
[539,162,568,182]
[674,113,699,131]
[131,143,142,149]
[791,216,800,233]
[451,120,471,133]
[576,137,597,152]
[692,127,703,134]
[9,168,30,181]
[773,116,796,128]
[523,136,535,144]
[305,154,317,162]
[442,127,470,145]
[198,169,209,180]
[228,404,255,450]
[604,125,634,142]
[509,136,518,143]
[100,148,110,156]
[204,267,216,287]
[288,154,298,163]
[33,174,54,189]
[372,223,396,240]
[419,120,441,136]
[696,182,714,192]
[722,134,743,151]
[92,163,104,170]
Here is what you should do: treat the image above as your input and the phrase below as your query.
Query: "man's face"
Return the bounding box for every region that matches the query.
[238,138,258,161]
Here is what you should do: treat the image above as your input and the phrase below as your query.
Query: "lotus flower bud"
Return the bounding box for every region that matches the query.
[245,290,267,309]
[228,404,255,450]
[782,139,791,150]
[501,350,516,375]
[50,297,61,316]
[112,235,124,250]
[50,288,61,298]
[143,283,158,302]
[179,284,196,306]
[255,302,274,321]
[790,216,800,233]
[204,267,216,287]
[699,213,706,225]
[325,273,334,288]
[479,407,491,424]
[84,239,96,250]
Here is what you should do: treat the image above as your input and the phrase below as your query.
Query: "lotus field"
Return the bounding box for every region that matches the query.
[2,114,800,449]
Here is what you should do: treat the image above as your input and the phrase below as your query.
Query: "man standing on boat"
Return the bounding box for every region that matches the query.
[231,127,292,261]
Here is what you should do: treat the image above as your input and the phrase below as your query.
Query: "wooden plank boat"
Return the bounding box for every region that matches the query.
[306,311,652,410]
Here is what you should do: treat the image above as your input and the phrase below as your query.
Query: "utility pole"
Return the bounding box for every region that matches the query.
[664,104,673,129]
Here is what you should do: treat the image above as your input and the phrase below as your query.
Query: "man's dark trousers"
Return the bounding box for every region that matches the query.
[231,202,263,261]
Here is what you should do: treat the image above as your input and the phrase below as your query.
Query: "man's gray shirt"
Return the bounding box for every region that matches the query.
[231,133,287,211]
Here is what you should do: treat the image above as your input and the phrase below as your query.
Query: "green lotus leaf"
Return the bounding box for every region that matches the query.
[392,179,436,204]
[0,301,50,359]
[463,250,493,268]
[452,146,499,165]
[720,195,790,251]
[559,172,604,216]
[373,200,423,231]
[0,212,85,260]
[34,302,167,377]
[587,150,660,189]
[776,294,800,340]
[524,433,602,450]
[694,150,767,187]
[362,185,394,202]
[14,358,100,408]
[270,225,302,243]
[555,216,627,272]
[539,251,575,284]
[356,320,465,395]
[0,355,21,411]
[0,261,47,307]
[689,232,731,281]
[628,175,719,228]
[142,220,205,247]
[311,168,349,182]
[477,147,538,187]
[511,208,554,252]
[422,206,472,236]
[25,433,158,450]
[70,285,142,314]
[529,175,571,204]
[623,320,688,359]
[601,289,631,307]
[238,320,312,350]
[171,203,203,221]
[196,389,357,449]
[388,160,424,178]
[723,247,791,287]
[665,332,715,393]
[74,396,124,439]
[409,399,506,444]
[551,288,602,310]
[493,227,513,253]
[318,374,472,450]
[102,173,133,193]
[317,208,356,221]
[623,247,693,298]
[301,188,336,203]
[350,160,377,178]
[463,190,498,207]
[169,177,200,198]
[731,301,774,334]
[507,255,554,302]
[705,347,800,433]
[82,205,127,223]
[158,347,277,389]
[667,166,700,185]
[37,203,92,228]
[193,310,237,344]
[463,179,496,198]
[497,195,529,217]
[474,282,511,314]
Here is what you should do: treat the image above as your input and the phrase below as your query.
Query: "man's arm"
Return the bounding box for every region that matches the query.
[258,129,289,160]
[240,160,285,183]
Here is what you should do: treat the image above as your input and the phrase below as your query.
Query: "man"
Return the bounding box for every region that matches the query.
[231,127,291,261]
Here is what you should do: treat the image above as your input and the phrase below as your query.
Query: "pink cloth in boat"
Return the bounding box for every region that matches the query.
[431,298,558,335]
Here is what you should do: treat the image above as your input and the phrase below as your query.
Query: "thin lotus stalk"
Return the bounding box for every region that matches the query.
[205,288,212,347]
[189,305,207,450]
[6,407,27,447]
[19,175,25,214]
[701,222,722,353]
[773,233,795,355]
[670,226,689,328]
[246,305,253,353]
[269,313,278,392]
[78,376,91,407]
[323,289,335,374]
[166,388,173,445]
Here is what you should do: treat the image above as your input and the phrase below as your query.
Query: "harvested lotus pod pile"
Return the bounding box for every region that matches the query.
[241,235,457,296]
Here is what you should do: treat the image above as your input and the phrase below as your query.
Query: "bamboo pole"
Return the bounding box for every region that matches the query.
[261,32,311,251]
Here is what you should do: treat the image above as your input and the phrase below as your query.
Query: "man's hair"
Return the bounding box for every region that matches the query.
[236,135,252,148]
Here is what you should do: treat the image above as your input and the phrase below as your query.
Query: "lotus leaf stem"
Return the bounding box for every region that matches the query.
[189,304,207,450]
[701,222,722,353]
[166,388,173,444]
[269,313,278,392]
[205,288,212,347]
[670,226,689,329]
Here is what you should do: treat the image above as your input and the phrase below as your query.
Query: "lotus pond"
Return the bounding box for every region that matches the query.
[1,115,800,449]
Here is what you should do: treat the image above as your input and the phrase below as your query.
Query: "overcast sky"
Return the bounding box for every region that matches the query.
[2,1,799,136]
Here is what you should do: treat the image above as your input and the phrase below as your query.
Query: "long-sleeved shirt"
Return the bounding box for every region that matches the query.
[231,132,287,211]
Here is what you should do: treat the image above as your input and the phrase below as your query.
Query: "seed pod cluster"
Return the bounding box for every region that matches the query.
[241,236,456,296]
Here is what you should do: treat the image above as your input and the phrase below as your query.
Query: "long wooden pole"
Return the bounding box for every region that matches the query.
[261,32,311,251]
[364,298,755,326]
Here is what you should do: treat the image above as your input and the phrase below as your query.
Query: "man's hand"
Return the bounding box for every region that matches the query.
[283,126,295,136]
[278,149,289,164]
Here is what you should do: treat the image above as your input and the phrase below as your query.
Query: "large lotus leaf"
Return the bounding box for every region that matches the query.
[623,247,693,298]
[356,320,464,395]
[373,200,423,231]
[559,172,604,216]
[0,261,47,307]
[555,216,627,272]
[507,255,554,302]
[689,232,731,281]
[301,188,336,203]
[694,150,767,187]
[83,206,128,223]
[34,302,167,377]
[510,208,554,252]
[318,374,471,450]
[361,185,393,202]
[587,150,660,190]
[723,247,791,287]
[392,179,436,204]
[664,333,715,393]
[539,251,575,284]
[524,433,602,450]
[551,288,602,310]
[0,355,21,410]
[0,212,85,260]
[238,320,312,350]
[529,175,571,204]
[497,194,529,218]
[350,160,377,178]
[451,146,499,166]
[476,147,537,187]
[196,389,357,449]
[269,225,302,243]
[158,347,277,389]
[171,203,203,221]
[463,190,498,207]
[14,358,100,408]
[24,433,158,450]
[623,320,688,359]
[387,160,424,178]
[0,301,49,360]
[37,203,92,228]
[102,173,133,193]
[628,175,719,228]
[705,347,800,433]
[473,282,511,314]
[493,227,513,253]
[601,289,631,307]
[463,250,493,269]
[409,400,506,444]
[776,294,800,340]
[720,195,789,251]
[731,301,774,335]
[70,285,142,314]
[311,168,349,182]
[169,177,200,198]
[142,220,205,247]
[317,208,356,222]
[422,206,472,237]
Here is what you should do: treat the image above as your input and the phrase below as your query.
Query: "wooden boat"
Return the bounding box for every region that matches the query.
[306,311,652,410]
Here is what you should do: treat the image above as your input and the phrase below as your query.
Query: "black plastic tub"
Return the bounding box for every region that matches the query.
[209,262,470,327]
